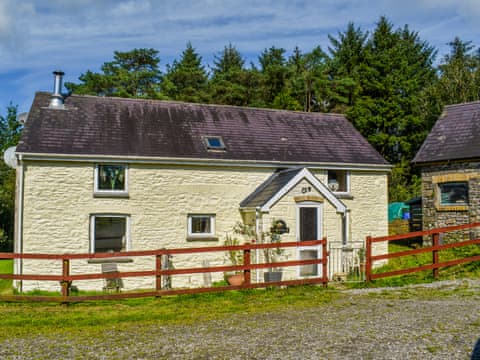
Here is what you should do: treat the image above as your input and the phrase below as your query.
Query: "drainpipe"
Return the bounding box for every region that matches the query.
[342,210,350,246]
[255,207,261,283]
[15,154,24,291]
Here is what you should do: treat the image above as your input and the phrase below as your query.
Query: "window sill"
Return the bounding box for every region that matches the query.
[94,191,129,198]
[334,193,354,200]
[88,258,133,264]
[186,236,219,242]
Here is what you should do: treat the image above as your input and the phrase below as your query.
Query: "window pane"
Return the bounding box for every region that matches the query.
[439,182,468,205]
[98,165,125,191]
[191,216,212,234]
[95,217,126,252]
[300,207,317,241]
[300,250,318,276]
[328,170,347,192]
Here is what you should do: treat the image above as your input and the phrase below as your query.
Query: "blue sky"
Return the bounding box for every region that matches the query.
[1,0,480,113]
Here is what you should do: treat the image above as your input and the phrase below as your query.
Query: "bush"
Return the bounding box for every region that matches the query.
[0,228,12,252]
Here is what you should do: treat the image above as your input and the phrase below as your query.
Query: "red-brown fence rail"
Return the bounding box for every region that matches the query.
[0,239,328,302]
[365,222,480,282]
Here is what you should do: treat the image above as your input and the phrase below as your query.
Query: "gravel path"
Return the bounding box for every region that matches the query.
[1,280,480,359]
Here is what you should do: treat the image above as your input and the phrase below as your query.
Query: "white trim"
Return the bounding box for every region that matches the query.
[17,152,392,172]
[90,214,131,253]
[187,214,216,238]
[94,164,129,196]
[260,168,347,214]
[296,202,323,278]
[14,154,24,287]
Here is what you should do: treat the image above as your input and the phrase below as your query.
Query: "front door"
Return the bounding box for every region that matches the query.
[298,204,322,277]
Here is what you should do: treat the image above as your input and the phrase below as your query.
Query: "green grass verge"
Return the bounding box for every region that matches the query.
[0,286,339,340]
[0,259,13,295]
[369,242,480,287]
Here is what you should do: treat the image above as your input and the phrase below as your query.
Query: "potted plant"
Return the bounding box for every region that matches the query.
[224,234,244,286]
[263,220,285,283]
[223,222,256,285]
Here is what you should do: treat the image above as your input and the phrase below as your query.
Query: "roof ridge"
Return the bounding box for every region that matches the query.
[444,100,480,108]
[42,91,347,118]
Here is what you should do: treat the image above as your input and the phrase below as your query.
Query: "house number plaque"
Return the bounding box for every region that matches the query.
[301,186,312,194]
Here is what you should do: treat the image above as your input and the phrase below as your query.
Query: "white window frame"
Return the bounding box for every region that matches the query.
[296,202,323,278]
[327,170,350,195]
[90,214,131,253]
[94,164,129,196]
[187,214,216,238]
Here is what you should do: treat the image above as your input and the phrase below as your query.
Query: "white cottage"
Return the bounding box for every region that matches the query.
[13,72,390,292]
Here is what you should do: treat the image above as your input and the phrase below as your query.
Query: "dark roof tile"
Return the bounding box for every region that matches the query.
[17,92,388,165]
[413,101,480,164]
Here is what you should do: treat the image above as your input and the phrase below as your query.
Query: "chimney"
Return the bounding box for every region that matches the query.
[49,70,65,109]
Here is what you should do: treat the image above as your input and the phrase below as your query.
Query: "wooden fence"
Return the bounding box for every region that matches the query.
[365,222,480,282]
[0,239,328,302]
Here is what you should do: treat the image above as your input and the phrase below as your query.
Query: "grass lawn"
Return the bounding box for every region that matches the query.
[370,242,480,287]
[0,285,340,340]
[0,259,12,295]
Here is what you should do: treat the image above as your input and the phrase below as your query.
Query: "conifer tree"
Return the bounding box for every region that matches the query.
[162,42,209,103]
[66,48,162,98]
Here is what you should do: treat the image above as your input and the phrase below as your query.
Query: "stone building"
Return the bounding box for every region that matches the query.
[413,101,480,242]
[12,72,390,292]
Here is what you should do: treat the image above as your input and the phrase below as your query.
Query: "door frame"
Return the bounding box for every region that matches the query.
[296,201,323,278]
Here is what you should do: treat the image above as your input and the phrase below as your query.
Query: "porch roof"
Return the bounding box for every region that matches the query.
[240,168,346,213]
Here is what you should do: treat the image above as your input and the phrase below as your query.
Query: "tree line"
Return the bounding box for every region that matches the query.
[1,16,480,250]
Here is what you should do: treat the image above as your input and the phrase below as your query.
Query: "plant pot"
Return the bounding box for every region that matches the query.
[264,271,282,283]
[227,273,244,286]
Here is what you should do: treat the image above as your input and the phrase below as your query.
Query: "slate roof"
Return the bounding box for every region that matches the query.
[17,92,388,165]
[240,168,303,208]
[413,101,480,164]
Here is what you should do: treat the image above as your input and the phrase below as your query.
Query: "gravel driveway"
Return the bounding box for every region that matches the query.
[1,280,480,359]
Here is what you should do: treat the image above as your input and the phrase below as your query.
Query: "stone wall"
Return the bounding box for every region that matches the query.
[421,161,480,244]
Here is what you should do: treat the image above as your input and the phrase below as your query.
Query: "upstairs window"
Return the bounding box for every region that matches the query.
[439,182,468,206]
[95,164,128,195]
[203,136,226,150]
[327,170,349,193]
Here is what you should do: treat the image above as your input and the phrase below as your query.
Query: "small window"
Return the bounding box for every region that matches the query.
[327,170,349,193]
[439,182,468,206]
[203,136,226,150]
[95,164,128,195]
[90,215,130,253]
[188,214,215,237]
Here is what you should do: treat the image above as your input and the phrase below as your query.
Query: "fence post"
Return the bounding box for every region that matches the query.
[61,258,70,299]
[156,253,162,291]
[244,244,251,285]
[365,236,372,282]
[432,232,439,280]
[322,237,328,287]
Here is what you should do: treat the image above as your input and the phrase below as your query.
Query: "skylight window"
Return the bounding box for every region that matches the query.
[204,136,226,150]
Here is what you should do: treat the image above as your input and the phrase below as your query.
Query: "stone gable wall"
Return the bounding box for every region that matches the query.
[421,161,480,244]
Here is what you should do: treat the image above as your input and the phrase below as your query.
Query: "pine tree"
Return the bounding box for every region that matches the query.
[328,22,368,111]
[258,46,288,106]
[0,103,21,250]
[347,17,436,201]
[163,42,209,103]
[435,37,480,104]
[208,44,251,106]
[66,48,162,98]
